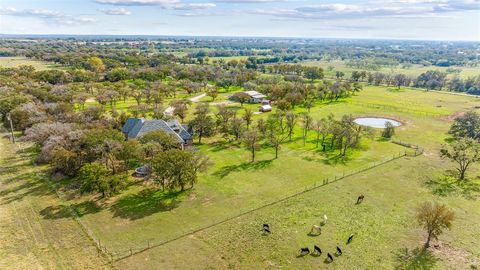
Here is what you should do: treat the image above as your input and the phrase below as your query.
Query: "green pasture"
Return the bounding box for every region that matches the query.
[0,57,60,70]
[302,60,480,79]
[71,86,479,268]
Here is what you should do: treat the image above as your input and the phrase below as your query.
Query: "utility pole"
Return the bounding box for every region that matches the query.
[6,113,15,144]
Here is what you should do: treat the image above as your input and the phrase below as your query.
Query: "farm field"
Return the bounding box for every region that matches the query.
[0,57,59,70]
[302,60,480,79]
[50,85,480,269]
[0,136,111,270]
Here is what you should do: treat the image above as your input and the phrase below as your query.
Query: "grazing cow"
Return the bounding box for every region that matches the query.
[347,234,354,244]
[262,224,270,234]
[322,214,328,225]
[336,246,343,256]
[299,247,310,256]
[356,195,365,204]
[314,245,322,255]
[310,225,321,235]
[327,253,334,262]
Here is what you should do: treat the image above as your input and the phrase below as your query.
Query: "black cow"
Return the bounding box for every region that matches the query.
[314,245,322,255]
[262,224,270,234]
[356,195,365,204]
[299,247,310,256]
[336,246,343,256]
[347,234,354,244]
[327,253,334,262]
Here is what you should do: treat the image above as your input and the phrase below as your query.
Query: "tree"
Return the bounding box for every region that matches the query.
[449,111,480,141]
[151,149,198,191]
[207,87,218,101]
[189,103,216,143]
[416,202,454,249]
[171,100,190,122]
[229,116,245,141]
[88,57,105,74]
[117,140,143,171]
[234,92,250,107]
[394,74,409,89]
[303,66,323,82]
[382,122,395,138]
[242,130,260,162]
[285,112,297,141]
[301,113,312,145]
[313,118,328,149]
[243,108,254,129]
[335,71,345,79]
[440,138,480,180]
[266,113,287,159]
[79,162,128,198]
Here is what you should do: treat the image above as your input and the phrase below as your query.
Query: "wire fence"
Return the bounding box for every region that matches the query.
[110,145,422,262]
[40,139,423,263]
[43,177,115,262]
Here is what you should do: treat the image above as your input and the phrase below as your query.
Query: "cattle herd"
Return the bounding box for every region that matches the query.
[262,195,365,263]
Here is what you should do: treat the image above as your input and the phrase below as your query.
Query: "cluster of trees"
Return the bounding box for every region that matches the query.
[189,103,371,162]
[3,38,477,69]
[0,64,212,198]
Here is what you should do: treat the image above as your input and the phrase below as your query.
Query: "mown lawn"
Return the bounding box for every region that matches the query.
[56,85,480,269]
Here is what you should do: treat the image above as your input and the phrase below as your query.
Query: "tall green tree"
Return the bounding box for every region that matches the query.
[449,111,480,141]
[242,130,260,162]
[189,103,216,143]
[440,138,480,180]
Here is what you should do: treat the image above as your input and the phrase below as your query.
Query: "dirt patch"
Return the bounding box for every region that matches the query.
[431,241,478,270]
[188,192,197,201]
[441,111,465,122]
[202,197,212,206]
[211,101,234,106]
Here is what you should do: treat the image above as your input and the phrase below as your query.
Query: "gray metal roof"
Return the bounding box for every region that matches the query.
[123,118,192,143]
[122,118,143,134]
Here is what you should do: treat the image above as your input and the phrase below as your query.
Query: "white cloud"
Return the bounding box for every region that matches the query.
[172,3,216,10]
[94,0,180,6]
[249,0,480,20]
[100,7,132,15]
[0,7,96,25]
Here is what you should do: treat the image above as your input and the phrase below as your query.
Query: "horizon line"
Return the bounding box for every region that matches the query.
[1,33,479,43]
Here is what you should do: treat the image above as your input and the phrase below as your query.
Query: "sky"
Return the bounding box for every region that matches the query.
[0,0,479,41]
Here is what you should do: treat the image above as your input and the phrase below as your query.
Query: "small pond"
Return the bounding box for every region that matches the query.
[354,117,402,129]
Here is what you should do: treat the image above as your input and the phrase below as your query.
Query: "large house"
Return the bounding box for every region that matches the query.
[230,90,267,104]
[122,118,193,148]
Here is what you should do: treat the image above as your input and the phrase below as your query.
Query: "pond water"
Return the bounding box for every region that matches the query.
[354,117,402,129]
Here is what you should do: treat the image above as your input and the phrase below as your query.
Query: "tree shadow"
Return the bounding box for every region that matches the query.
[110,188,184,220]
[425,173,480,200]
[0,178,50,205]
[213,159,273,178]
[40,200,102,219]
[394,247,438,270]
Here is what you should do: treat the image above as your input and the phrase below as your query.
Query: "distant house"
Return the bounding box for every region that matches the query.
[230,90,267,104]
[121,118,193,148]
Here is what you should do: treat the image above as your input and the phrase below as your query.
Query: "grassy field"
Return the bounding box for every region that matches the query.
[59,86,480,269]
[0,57,60,70]
[302,60,480,79]
[2,85,480,269]
[0,135,112,269]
